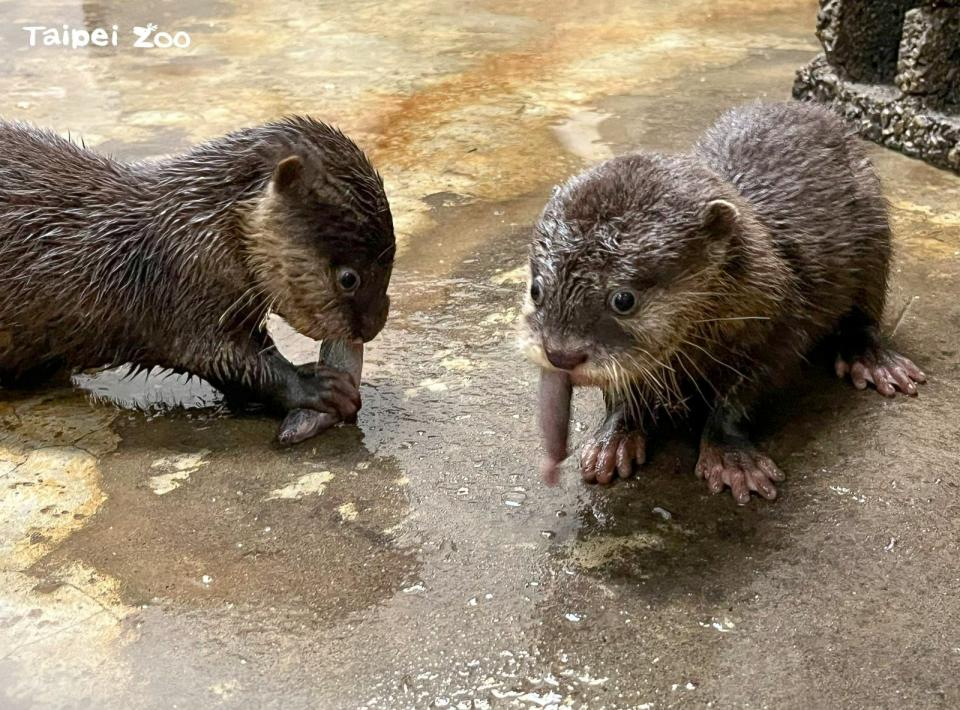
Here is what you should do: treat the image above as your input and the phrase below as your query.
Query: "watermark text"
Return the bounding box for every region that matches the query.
[23,24,191,50]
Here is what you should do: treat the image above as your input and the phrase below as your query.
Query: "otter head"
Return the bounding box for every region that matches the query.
[246,119,395,343]
[520,153,741,397]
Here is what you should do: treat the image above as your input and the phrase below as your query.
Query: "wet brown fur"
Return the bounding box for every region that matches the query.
[523,102,902,492]
[0,117,394,412]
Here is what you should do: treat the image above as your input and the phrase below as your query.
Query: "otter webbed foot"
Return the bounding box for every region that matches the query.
[697,404,783,504]
[835,345,925,397]
[580,417,646,485]
[695,439,784,505]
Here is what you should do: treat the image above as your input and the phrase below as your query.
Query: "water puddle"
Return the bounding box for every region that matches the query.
[552,109,615,163]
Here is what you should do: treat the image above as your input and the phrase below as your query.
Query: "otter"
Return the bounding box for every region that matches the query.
[0,117,394,439]
[522,101,925,504]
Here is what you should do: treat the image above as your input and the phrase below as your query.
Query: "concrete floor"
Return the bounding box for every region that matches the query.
[2,0,959,708]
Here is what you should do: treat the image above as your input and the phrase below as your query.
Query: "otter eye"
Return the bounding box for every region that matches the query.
[529,277,544,306]
[337,267,360,292]
[609,290,637,315]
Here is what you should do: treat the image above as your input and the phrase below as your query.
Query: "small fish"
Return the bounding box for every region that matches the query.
[277,340,364,445]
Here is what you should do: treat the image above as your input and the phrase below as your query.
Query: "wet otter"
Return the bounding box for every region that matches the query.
[522,101,925,504]
[0,117,395,436]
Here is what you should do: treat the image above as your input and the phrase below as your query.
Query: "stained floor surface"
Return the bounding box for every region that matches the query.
[1,1,959,708]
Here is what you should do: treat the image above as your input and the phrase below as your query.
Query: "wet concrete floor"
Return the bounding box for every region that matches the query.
[1,0,960,707]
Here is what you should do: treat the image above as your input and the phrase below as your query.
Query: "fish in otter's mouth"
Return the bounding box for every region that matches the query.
[277,340,364,444]
[537,368,573,486]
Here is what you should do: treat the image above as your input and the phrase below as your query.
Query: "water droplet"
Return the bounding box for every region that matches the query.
[652,506,672,520]
[502,489,527,508]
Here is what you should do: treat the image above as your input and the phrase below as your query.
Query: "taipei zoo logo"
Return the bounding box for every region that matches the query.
[23,23,191,50]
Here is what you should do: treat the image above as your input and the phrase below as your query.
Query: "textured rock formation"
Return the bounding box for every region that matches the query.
[794,0,960,173]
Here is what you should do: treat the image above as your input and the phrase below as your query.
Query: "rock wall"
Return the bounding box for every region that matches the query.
[794,0,960,173]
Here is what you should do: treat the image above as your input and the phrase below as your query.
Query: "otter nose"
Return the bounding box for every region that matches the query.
[544,346,587,371]
[357,297,390,343]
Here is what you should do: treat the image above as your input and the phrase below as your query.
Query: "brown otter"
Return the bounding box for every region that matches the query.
[522,101,925,504]
[0,117,395,437]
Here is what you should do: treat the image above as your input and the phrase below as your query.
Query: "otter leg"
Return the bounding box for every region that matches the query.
[580,391,647,486]
[196,337,360,419]
[258,348,361,417]
[0,331,69,388]
[0,357,69,389]
[695,404,784,505]
[834,311,926,397]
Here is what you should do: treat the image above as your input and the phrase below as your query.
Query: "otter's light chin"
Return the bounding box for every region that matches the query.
[517,332,550,369]
[567,364,607,387]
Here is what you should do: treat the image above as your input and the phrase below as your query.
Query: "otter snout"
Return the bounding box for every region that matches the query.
[357,296,390,343]
[543,345,587,371]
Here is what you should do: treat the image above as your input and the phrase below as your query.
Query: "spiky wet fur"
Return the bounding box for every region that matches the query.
[522,101,891,427]
[0,116,393,401]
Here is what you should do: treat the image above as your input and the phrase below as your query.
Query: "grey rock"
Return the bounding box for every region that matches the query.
[794,0,960,174]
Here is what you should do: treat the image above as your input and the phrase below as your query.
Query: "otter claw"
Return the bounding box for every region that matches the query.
[836,346,925,397]
[696,442,783,504]
[295,366,361,418]
[580,429,646,485]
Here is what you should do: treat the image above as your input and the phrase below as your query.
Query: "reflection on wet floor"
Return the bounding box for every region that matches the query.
[3,0,960,707]
[74,369,223,410]
[34,414,416,616]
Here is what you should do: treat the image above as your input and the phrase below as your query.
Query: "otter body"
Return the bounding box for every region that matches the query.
[524,102,924,503]
[0,118,395,433]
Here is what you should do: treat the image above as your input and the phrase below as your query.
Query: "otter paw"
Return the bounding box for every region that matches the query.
[580,429,646,486]
[288,366,361,420]
[695,442,784,505]
[835,347,925,397]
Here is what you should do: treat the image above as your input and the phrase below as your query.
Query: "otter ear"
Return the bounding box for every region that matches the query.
[701,199,739,238]
[273,155,305,195]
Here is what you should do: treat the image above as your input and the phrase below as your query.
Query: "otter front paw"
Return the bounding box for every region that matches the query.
[835,346,925,397]
[285,366,361,420]
[580,427,646,485]
[695,441,784,505]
